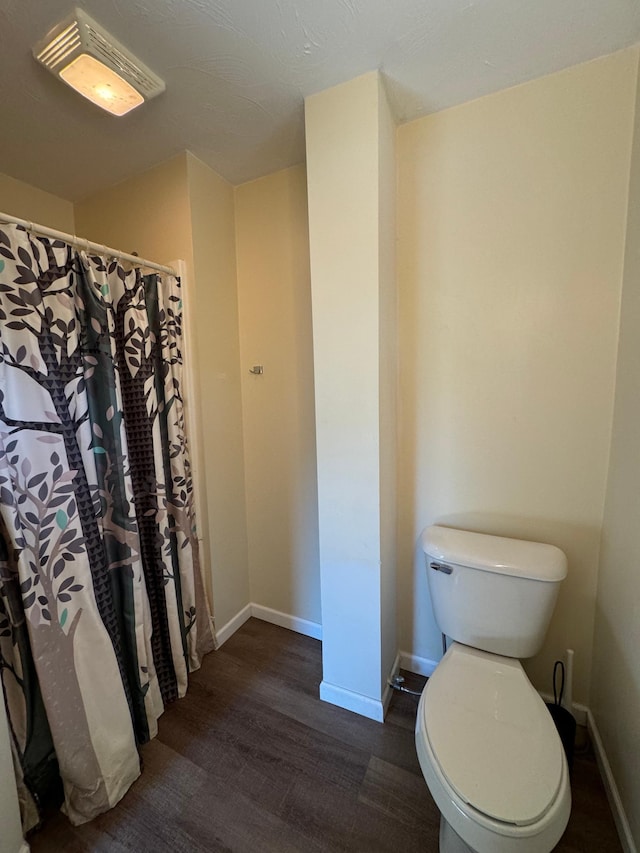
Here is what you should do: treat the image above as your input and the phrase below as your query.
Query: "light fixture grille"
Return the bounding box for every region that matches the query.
[36,20,82,69]
[84,23,160,96]
[33,8,165,103]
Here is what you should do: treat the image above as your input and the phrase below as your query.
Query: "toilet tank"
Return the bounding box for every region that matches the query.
[422,526,567,659]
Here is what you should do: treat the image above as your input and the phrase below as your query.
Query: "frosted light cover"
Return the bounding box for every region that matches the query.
[59,53,144,116]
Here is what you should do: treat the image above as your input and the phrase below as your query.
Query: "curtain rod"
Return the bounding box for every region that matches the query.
[0,210,176,276]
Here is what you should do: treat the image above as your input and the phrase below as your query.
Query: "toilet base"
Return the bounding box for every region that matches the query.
[440,817,475,853]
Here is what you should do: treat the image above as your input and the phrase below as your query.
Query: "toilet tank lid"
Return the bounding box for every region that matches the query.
[422,526,567,582]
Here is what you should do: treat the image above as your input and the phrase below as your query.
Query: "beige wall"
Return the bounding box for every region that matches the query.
[75,153,250,630]
[73,154,193,266]
[0,171,74,232]
[397,48,638,703]
[591,51,640,847]
[186,153,249,629]
[235,166,320,624]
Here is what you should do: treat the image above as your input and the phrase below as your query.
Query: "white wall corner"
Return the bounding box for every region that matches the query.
[19,843,30,853]
[213,602,251,648]
[587,710,638,853]
[399,650,439,678]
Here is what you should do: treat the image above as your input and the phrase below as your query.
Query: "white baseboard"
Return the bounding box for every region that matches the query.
[538,692,588,727]
[319,680,386,722]
[214,602,322,647]
[399,650,439,678]
[250,603,322,641]
[213,603,252,648]
[319,649,399,724]
[587,710,637,853]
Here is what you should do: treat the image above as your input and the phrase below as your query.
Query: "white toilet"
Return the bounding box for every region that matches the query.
[415,525,572,853]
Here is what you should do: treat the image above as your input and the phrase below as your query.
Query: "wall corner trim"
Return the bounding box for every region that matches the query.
[399,650,439,678]
[250,604,322,640]
[587,710,638,853]
[214,603,252,648]
[213,602,322,648]
[320,651,400,722]
[319,680,386,722]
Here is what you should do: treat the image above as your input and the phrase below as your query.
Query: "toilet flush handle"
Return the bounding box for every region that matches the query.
[430,561,453,575]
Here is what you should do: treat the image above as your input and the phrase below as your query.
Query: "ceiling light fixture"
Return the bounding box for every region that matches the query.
[33,8,165,117]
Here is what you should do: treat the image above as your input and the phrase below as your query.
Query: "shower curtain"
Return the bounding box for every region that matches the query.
[0,223,213,828]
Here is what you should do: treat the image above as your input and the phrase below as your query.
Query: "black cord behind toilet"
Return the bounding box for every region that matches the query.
[546,660,577,771]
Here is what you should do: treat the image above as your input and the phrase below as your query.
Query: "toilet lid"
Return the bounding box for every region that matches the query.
[423,644,564,826]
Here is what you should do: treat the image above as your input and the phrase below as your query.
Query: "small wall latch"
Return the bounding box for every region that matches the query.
[249,365,264,375]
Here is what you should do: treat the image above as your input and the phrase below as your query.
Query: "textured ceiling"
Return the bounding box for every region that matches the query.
[1,0,639,201]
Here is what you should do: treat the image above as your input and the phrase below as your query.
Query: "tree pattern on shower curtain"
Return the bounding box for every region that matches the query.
[0,223,213,828]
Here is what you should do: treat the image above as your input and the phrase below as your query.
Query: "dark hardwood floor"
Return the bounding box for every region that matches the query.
[30,618,622,852]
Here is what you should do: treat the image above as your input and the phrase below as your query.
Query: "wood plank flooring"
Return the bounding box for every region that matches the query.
[29,618,622,852]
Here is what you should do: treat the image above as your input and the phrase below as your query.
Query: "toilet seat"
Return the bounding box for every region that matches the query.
[415,643,571,853]
[424,643,563,825]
